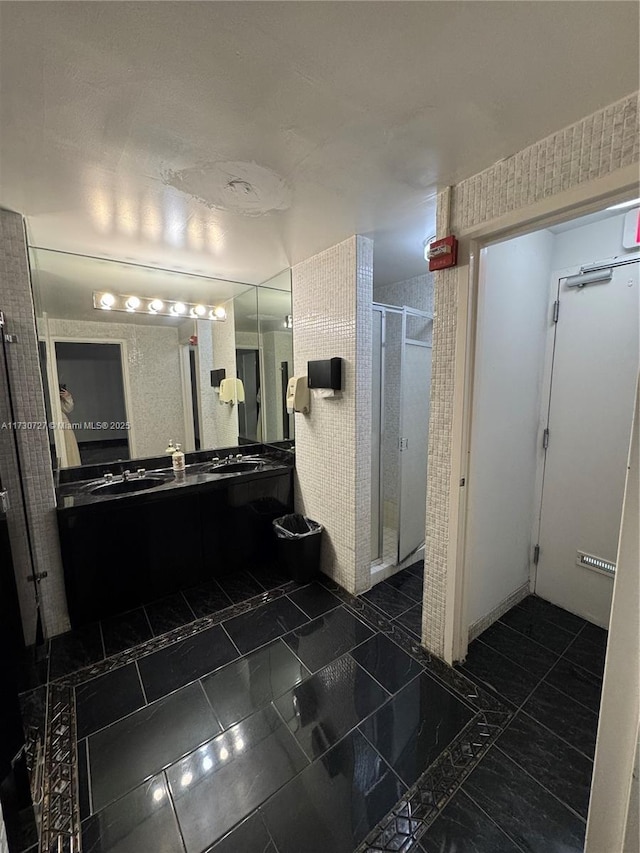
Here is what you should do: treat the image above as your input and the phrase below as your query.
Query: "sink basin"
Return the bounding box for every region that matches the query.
[207,461,263,474]
[90,476,166,496]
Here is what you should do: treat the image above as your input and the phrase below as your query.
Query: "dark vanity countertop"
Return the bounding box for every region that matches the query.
[56,444,294,512]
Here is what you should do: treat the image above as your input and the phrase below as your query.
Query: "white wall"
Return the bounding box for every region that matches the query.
[47,318,185,459]
[551,210,632,270]
[465,230,553,629]
[374,271,434,314]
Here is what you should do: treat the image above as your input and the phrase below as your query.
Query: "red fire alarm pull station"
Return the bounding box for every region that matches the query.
[427,235,458,271]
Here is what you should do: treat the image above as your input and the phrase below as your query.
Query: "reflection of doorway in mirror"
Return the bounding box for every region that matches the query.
[236,349,261,442]
[48,339,133,467]
[179,344,199,452]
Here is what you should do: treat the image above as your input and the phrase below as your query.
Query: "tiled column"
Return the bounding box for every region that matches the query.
[292,235,373,595]
[0,209,69,640]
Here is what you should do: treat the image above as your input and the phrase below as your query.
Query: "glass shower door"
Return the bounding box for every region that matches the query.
[398,337,432,563]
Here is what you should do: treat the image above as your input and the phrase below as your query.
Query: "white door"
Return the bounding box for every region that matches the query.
[398,341,432,563]
[535,261,639,626]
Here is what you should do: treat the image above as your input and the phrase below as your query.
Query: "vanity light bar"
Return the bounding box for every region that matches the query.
[93,292,227,321]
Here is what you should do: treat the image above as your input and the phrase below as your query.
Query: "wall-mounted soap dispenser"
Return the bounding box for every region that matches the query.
[286,376,310,414]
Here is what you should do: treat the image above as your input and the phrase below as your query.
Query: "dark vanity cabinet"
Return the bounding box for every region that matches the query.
[58,468,293,627]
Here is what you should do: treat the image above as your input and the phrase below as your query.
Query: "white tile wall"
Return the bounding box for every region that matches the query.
[373,272,435,315]
[292,235,373,594]
[0,209,69,639]
[423,91,639,658]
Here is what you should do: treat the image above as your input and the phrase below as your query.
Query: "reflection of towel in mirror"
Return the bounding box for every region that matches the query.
[219,377,245,404]
[60,393,81,466]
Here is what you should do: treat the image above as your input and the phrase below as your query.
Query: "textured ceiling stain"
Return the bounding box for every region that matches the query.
[163,161,292,216]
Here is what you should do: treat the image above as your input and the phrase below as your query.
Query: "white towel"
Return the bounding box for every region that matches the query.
[219,377,233,403]
[219,377,245,404]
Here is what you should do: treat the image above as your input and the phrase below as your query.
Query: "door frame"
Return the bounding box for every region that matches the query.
[446,168,639,664]
[43,335,137,464]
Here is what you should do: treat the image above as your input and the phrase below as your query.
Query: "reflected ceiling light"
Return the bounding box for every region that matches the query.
[99,293,115,310]
[219,747,229,761]
[93,293,227,321]
[606,197,640,211]
[202,756,213,771]
[235,738,245,752]
[125,296,141,312]
[152,787,165,802]
[180,772,193,788]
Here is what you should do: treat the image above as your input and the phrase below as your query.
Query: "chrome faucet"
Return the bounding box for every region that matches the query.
[122,469,131,481]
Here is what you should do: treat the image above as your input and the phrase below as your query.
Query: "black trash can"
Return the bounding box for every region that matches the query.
[273,514,323,583]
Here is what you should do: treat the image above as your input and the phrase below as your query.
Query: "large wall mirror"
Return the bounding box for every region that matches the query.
[29,248,293,469]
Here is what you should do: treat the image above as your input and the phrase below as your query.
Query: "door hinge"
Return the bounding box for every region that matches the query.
[0,490,8,515]
[542,428,550,450]
[553,300,560,323]
[0,311,5,327]
[533,544,540,565]
[27,572,48,584]
[399,438,408,451]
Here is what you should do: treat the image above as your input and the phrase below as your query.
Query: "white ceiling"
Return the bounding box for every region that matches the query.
[1,2,638,286]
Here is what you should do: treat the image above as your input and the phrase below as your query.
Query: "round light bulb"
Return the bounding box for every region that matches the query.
[125,296,141,311]
[214,306,226,320]
[193,304,206,317]
[149,299,163,313]
[219,747,229,761]
[180,771,193,788]
[152,787,164,802]
[172,302,186,315]
[100,293,115,309]
[202,756,213,771]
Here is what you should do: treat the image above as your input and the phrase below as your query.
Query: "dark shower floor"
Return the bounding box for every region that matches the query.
[18,563,605,852]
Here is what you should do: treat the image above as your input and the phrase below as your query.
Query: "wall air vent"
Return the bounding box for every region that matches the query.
[576,550,616,577]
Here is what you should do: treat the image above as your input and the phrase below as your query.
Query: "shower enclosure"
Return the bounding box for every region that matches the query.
[371,304,433,568]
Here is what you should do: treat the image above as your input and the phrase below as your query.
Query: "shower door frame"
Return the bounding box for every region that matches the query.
[372,303,433,566]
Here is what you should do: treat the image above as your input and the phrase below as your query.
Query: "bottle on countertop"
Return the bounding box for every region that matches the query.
[172,443,185,473]
[165,439,176,454]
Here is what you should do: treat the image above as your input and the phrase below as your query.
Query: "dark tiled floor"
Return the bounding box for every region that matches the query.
[424,591,608,852]
[47,566,289,680]
[70,566,476,851]
[37,563,607,853]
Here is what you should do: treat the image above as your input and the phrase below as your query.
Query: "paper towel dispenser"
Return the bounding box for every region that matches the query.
[210,368,226,388]
[307,358,342,390]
